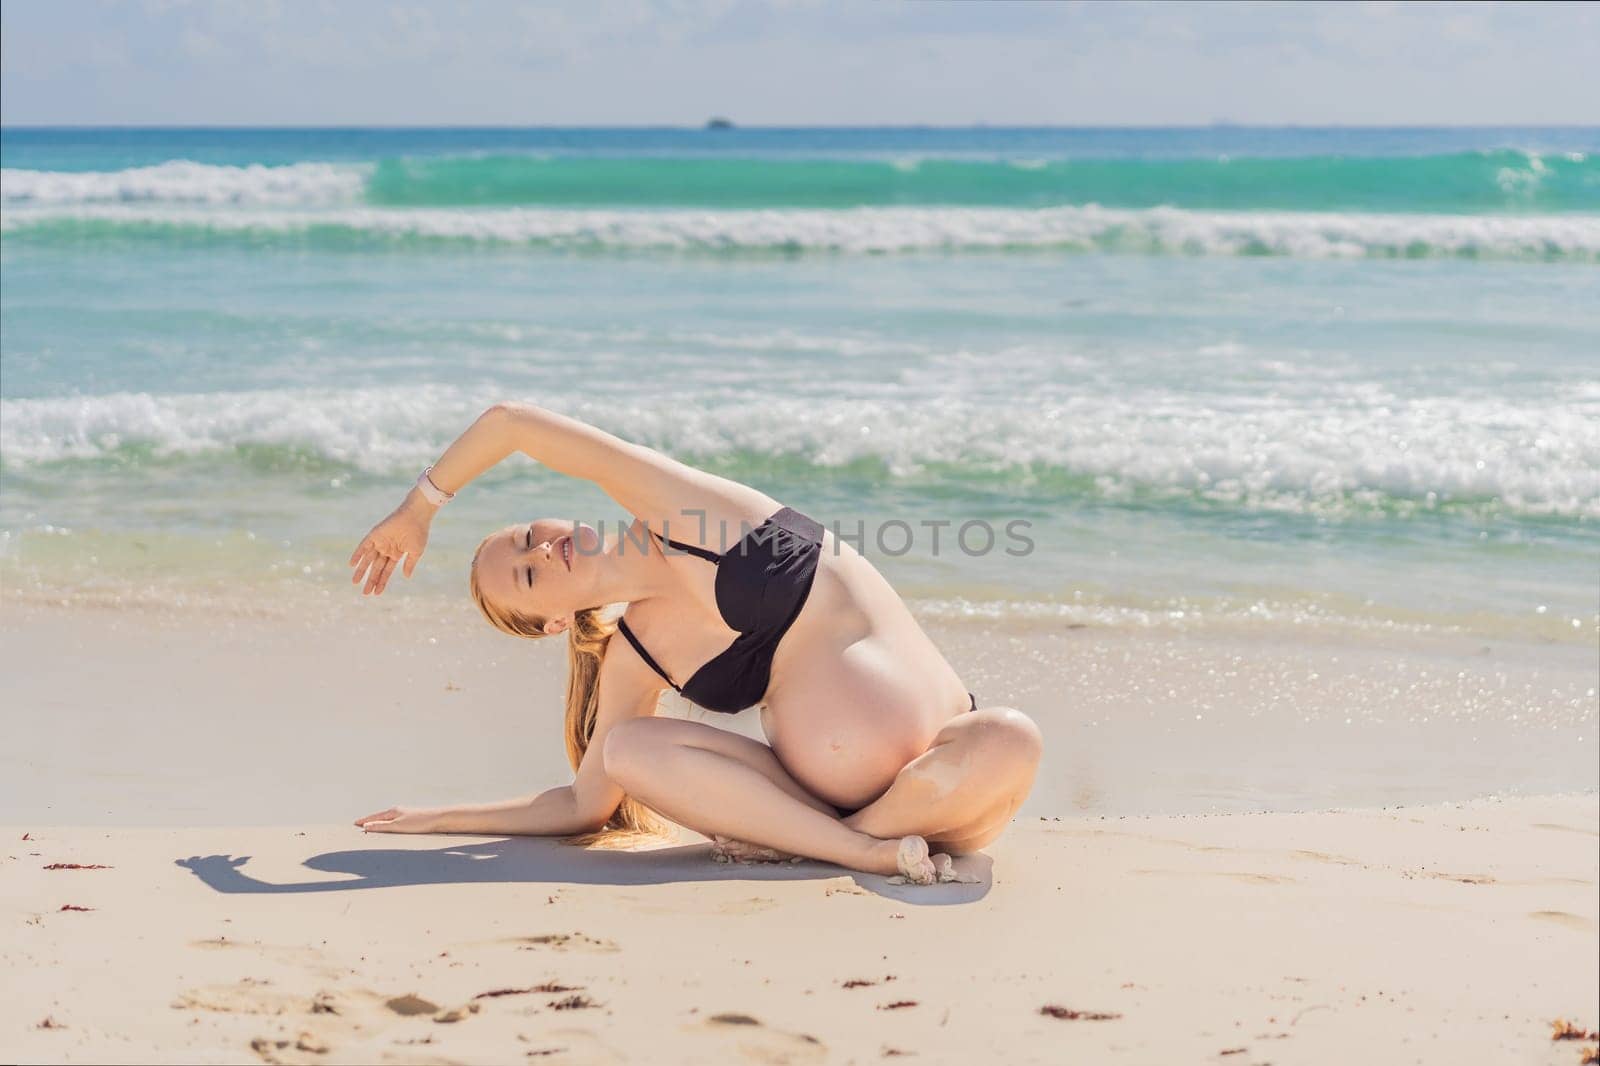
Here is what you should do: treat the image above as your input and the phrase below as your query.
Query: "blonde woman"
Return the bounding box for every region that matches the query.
[348,403,1042,884]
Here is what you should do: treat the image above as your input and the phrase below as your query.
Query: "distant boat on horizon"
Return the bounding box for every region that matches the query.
[705,117,735,130]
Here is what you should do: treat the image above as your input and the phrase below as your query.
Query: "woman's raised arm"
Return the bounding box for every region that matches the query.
[477,401,773,522]
[423,401,646,501]
[349,402,640,595]
[350,402,774,594]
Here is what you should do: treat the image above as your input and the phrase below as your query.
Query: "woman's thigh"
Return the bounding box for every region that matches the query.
[604,716,842,817]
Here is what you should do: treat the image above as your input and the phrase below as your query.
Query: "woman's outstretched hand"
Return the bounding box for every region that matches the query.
[349,490,433,595]
[355,806,440,833]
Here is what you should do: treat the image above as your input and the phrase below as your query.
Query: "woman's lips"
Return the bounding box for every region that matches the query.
[561,535,572,570]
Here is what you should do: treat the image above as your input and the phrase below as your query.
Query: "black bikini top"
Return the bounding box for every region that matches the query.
[614,507,824,714]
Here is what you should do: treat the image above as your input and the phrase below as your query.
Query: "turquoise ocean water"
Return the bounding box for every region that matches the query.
[1,127,1596,642]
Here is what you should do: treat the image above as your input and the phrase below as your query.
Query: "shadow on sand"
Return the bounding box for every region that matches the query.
[175,836,992,905]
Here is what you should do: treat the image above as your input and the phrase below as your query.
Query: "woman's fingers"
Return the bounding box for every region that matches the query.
[353,550,411,594]
[373,556,399,595]
[352,543,386,584]
[354,808,396,827]
[351,520,422,594]
[363,553,389,595]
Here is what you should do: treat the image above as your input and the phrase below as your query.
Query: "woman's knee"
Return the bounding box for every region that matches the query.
[969,706,1044,772]
[600,717,670,785]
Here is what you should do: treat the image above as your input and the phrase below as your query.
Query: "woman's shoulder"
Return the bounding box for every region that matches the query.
[602,603,677,692]
[623,482,785,556]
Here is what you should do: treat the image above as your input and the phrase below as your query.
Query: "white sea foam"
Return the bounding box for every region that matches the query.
[0,386,478,471]
[458,321,934,358]
[4,384,1597,519]
[908,594,1447,636]
[3,200,1598,259]
[0,161,368,206]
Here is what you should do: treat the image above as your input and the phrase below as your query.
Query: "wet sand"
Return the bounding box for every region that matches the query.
[0,595,1592,824]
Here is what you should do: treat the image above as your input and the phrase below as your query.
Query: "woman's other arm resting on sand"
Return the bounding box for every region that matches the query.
[357,641,666,836]
[428,785,594,835]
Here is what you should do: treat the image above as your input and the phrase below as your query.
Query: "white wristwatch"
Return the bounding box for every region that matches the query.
[415,466,455,507]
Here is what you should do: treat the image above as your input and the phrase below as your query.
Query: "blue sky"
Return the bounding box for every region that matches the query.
[2,0,1596,126]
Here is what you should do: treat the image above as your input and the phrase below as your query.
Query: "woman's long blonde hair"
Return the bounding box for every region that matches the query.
[470,535,671,848]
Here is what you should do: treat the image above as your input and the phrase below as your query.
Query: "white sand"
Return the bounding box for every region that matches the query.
[2,596,1596,1063]
[4,797,1595,1064]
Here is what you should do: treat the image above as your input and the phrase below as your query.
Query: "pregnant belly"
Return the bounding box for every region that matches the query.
[761,630,963,810]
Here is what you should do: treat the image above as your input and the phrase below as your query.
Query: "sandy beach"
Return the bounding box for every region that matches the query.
[4,797,1595,1065]
[2,594,1597,1063]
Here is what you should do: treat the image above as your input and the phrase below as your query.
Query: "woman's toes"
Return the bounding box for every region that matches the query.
[894,835,937,885]
[929,851,980,884]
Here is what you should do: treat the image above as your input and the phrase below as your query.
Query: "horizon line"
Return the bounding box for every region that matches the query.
[4,122,1597,132]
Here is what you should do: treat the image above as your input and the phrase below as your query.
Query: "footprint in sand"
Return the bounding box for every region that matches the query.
[248,1032,329,1065]
[493,932,621,953]
[178,979,441,1061]
[384,993,441,1016]
[1529,910,1596,931]
[174,981,352,1065]
[694,1013,827,1065]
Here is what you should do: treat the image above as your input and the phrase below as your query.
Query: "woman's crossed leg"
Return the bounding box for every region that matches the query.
[600,706,1041,877]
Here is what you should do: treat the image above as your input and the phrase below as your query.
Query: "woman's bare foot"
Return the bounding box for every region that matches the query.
[710,835,800,864]
[893,835,937,884]
[890,836,968,884]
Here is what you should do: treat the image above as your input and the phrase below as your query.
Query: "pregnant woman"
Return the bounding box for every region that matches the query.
[347,403,1042,885]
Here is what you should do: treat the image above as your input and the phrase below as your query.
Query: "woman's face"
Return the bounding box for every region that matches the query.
[473,519,602,632]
